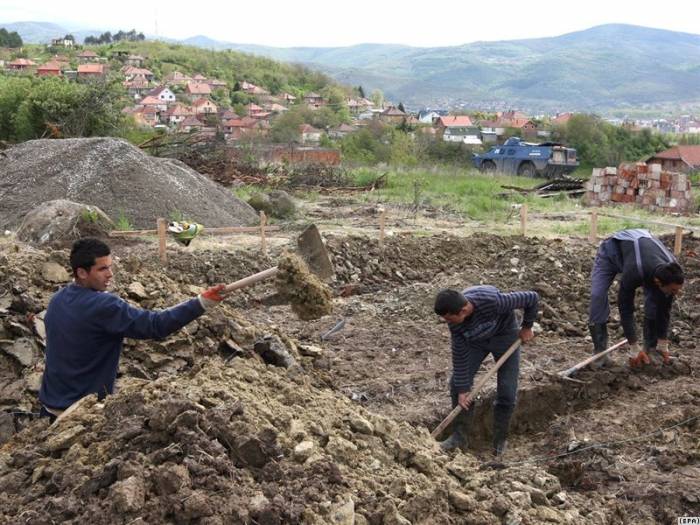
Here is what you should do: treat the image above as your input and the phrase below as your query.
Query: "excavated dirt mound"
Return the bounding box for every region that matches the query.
[0,230,698,523]
[0,138,259,229]
[0,360,619,525]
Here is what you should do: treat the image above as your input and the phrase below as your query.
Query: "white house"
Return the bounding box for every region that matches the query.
[148,86,177,104]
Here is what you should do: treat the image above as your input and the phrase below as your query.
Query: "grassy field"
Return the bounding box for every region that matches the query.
[232,165,699,238]
[348,166,700,237]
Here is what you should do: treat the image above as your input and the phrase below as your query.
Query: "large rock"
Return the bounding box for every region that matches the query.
[17,200,113,245]
[0,138,258,229]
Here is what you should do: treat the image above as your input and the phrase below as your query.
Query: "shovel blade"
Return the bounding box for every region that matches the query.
[297,224,334,281]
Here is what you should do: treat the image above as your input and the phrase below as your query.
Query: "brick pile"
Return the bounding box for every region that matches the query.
[584,162,694,214]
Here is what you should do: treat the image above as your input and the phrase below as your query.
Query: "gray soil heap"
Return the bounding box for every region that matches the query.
[0,137,259,229]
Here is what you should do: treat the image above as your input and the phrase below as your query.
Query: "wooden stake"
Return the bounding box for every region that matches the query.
[674,226,683,256]
[431,338,521,439]
[589,210,598,243]
[519,204,528,236]
[378,207,386,249]
[156,218,167,265]
[259,211,267,256]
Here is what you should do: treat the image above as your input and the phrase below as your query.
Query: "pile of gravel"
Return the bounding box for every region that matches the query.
[0,137,258,229]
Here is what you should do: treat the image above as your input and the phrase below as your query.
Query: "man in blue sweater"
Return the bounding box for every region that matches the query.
[39,238,227,422]
[588,229,684,369]
[434,286,539,456]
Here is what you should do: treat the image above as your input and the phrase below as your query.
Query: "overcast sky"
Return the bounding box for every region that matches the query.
[2,0,698,47]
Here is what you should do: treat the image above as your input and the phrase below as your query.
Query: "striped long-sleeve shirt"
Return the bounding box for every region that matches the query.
[449,285,539,391]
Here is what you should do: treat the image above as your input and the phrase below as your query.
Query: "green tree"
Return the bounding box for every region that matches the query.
[270,109,304,143]
[12,78,128,140]
[0,28,23,48]
[370,89,384,109]
[0,76,32,140]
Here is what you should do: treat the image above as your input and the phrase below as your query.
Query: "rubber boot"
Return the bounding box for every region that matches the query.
[492,405,513,457]
[588,323,612,369]
[440,401,474,452]
[439,429,467,451]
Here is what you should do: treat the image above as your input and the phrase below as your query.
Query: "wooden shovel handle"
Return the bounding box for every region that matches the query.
[558,339,627,377]
[431,338,522,439]
[223,266,279,294]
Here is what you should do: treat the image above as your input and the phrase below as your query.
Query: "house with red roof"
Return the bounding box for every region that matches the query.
[647,146,700,173]
[185,82,212,98]
[192,97,217,115]
[380,106,408,124]
[552,112,574,126]
[7,58,36,70]
[163,71,192,86]
[77,63,106,79]
[76,50,99,63]
[164,104,195,126]
[124,78,152,98]
[178,115,203,133]
[207,78,227,90]
[139,95,168,112]
[127,105,159,127]
[303,92,325,108]
[240,81,270,97]
[36,61,62,76]
[126,54,145,67]
[123,66,154,82]
[435,115,482,144]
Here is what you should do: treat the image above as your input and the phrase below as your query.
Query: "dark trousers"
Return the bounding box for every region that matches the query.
[589,238,622,325]
[449,327,521,428]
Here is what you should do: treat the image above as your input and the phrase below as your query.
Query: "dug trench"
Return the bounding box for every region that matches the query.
[238,230,700,522]
[0,230,698,523]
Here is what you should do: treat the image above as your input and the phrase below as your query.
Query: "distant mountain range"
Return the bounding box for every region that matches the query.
[4,21,700,112]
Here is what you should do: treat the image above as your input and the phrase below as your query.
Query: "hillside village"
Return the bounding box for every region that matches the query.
[5,42,700,152]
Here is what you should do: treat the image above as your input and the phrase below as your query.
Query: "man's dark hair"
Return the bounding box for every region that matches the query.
[654,262,684,286]
[70,238,111,275]
[434,289,468,316]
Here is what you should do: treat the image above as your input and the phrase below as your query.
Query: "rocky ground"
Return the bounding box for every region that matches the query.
[0,204,698,524]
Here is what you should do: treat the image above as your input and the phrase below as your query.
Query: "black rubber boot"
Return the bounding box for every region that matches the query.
[439,429,466,451]
[440,402,474,452]
[493,406,513,457]
[588,323,612,369]
[441,379,475,452]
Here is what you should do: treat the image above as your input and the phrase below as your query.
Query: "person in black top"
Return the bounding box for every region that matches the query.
[588,229,684,368]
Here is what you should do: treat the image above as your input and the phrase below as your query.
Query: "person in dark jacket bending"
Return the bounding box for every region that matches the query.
[434,286,538,456]
[39,238,227,422]
[588,229,684,369]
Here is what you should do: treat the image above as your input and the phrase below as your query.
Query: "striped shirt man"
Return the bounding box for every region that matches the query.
[448,285,539,391]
